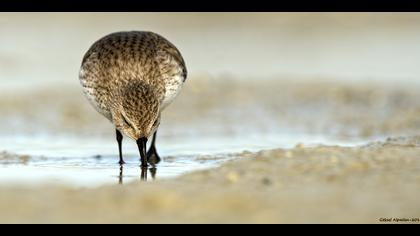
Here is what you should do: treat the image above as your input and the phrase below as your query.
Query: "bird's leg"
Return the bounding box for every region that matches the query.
[147,131,161,165]
[137,137,148,168]
[116,129,125,165]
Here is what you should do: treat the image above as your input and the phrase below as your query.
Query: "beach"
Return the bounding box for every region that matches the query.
[1,79,420,223]
[1,13,420,223]
[1,135,420,223]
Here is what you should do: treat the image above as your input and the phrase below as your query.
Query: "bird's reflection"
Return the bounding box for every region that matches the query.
[119,165,123,184]
[118,164,158,184]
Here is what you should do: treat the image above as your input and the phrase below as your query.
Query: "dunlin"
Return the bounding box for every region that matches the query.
[79,31,187,167]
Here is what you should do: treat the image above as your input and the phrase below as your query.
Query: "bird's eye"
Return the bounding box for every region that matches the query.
[153,119,159,126]
[122,115,132,128]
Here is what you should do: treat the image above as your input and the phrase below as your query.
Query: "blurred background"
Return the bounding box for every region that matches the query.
[2,13,420,221]
[1,13,420,90]
[0,13,420,138]
[1,13,420,169]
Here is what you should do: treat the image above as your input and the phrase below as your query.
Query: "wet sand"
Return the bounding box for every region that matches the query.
[2,13,420,223]
[1,136,420,223]
[1,79,420,223]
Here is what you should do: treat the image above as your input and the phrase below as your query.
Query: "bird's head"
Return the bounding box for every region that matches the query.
[111,80,161,142]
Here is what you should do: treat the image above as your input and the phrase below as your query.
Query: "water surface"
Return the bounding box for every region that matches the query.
[0,132,376,187]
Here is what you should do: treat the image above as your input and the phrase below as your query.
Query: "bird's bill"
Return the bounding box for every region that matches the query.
[137,137,148,167]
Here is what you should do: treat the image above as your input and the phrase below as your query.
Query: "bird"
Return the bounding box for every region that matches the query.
[79,31,187,167]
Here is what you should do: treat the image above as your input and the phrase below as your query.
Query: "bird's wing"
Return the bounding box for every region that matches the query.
[155,38,187,82]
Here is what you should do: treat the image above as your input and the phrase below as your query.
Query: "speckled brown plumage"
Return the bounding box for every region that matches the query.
[79,31,187,141]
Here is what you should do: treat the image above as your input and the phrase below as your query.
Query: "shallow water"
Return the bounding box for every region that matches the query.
[0,132,377,187]
[0,13,419,189]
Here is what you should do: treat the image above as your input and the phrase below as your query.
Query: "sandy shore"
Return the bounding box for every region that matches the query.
[2,13,420,223]
[3,78,420,138]
[2,79,420,223]
[1,136,420,223]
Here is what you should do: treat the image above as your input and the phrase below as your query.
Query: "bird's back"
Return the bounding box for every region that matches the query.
[79,31,187,120]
